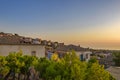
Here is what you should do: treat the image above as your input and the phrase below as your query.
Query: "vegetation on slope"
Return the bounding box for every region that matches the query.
[0,51,116,80]
[113,52,120,67]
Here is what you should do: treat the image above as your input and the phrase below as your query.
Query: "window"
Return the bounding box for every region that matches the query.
[80,54,84,61]
[31,51,36,56]
[86,54,88,59]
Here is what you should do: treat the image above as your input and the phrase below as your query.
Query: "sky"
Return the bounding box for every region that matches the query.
[0,0,120,50]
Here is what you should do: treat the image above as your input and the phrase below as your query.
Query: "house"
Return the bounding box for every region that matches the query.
[76,51,92,62]
[47,40,52,46]
[55,44,92,61]
[32,38,41,44]
[0,44,45,57]
[6,33,13,36]
[41,40,48,45]
[20,37,32,44]
[51,42,59,49]
[47,51,53,59]
[58,43,64,47]
[0,32,13,37]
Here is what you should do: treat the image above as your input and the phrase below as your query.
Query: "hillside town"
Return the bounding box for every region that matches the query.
[0,32,92,60]
[0,32,115,65]
[0,32,120,80]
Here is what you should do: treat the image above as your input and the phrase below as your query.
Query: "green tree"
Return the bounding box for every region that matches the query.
[5,51,25,80]
[113,52,120,66]
[35,57,50,79]
[0,50,116,80]
[0,56,9,79]
[19,55,38,80]
[86,58,116,80]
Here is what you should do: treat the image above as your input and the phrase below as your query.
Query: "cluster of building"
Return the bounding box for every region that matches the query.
[0,32,92,61]
[91,50,115,68]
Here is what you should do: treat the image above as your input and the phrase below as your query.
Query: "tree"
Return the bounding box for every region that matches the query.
[86,62,115,80]
[19,55,39,80]
[0,50,116,80]
[86,57,116,80]
[51,53,60,61]
[0,56,9,79]
[35,58,50,79]
[113,52,120,66]
[63,51,87,80]
[5,51,25,80]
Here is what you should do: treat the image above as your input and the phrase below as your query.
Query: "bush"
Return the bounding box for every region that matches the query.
[0,51,116,80]
[113,52,120,66]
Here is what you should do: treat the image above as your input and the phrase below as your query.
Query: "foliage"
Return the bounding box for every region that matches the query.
[0,56,9,78]
[113,52,120,66]
[5,51,25,73]
[86,63,112,80]
[51,53,60,61]
[0,51,116,80]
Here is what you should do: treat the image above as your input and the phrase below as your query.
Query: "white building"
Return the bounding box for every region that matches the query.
[0,44,45,57]
[76,51,92,62]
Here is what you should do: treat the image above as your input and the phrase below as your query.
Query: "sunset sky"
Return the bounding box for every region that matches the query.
[0,0,120,50]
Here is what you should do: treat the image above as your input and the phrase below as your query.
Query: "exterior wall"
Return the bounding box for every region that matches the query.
[76,51,92,62]
[0,44,45,57]
[47,51,53,59]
